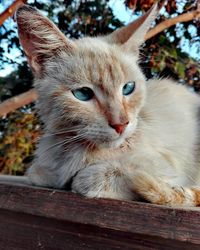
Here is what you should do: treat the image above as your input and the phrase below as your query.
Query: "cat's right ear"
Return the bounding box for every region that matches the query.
[16,5,76,76]
[104,3,158,55]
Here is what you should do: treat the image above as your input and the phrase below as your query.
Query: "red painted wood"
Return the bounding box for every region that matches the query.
[0,183,200,249]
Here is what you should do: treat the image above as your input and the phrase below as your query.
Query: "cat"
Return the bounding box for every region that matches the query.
[1,3,200,207]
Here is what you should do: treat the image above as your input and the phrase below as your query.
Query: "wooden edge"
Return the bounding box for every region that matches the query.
[0,182,200,249]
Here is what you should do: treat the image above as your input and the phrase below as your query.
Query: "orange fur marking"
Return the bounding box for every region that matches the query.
[191,188,200,206]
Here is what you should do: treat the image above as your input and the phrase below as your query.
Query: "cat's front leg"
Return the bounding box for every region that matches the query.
[72,164,137,200]
[130,171,200,207]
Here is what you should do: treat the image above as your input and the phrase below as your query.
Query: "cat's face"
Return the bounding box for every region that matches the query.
[16,4,157,148]
[40,40,146,148]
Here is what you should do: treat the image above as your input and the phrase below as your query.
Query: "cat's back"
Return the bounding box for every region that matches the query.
[137,79,200,175]
[143,79,200,127]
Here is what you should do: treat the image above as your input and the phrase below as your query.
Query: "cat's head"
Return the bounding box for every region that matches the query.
[16,4,157,149]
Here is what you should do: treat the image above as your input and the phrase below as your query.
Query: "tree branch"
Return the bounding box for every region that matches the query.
[145,9,200,41]
[0,0,27,26]
[0,89,38,117]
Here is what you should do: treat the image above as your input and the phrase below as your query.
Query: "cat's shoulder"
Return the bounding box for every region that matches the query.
[146,78,200,105]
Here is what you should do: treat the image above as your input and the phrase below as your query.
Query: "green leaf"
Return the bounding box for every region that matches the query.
[175,63,185,79]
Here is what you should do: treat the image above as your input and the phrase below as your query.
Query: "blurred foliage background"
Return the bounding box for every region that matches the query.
[0,0,199,175]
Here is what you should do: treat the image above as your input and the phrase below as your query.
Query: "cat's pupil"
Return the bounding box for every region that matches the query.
[122,81,136,96]
[72,87,94,101]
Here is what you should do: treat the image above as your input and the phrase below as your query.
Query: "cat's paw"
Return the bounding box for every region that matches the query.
[72,164,134,200]
[130,171,173,205]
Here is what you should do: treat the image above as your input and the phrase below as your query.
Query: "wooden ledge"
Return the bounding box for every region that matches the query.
[0,183,200,249]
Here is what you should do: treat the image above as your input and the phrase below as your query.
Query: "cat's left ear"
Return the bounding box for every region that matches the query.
[105,3,158,54]
[16,5,76,76]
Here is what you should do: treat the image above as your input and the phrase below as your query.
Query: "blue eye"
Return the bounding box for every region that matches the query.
[72,87,94,101]
[122,81,136,96]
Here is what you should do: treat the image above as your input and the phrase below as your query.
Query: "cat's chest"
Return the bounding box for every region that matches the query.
[85,143,134,166]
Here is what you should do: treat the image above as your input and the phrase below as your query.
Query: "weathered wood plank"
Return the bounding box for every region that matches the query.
[0,183,200,249]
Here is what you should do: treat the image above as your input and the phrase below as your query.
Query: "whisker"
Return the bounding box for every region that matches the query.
[44,127,84,137]
[39,132,88,155]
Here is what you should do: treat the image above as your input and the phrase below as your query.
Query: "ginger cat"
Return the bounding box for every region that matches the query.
[1,4,200,207]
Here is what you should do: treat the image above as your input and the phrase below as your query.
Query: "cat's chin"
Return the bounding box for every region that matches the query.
[109,138,126,149]
[97,136,129,149]
[98,139,124,149]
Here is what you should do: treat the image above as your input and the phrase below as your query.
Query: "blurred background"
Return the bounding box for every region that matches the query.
[0,0,199,175]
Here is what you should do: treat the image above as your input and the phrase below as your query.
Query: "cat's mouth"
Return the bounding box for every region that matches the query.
[97,131,132,149]
[69,121,137,150]
[105,121,137,148]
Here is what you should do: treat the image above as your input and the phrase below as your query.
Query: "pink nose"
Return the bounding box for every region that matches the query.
[109,122,129,134]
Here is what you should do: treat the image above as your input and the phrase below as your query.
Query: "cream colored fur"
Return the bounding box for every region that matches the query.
[1,4,200,206]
